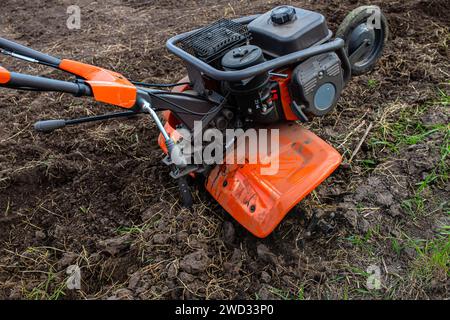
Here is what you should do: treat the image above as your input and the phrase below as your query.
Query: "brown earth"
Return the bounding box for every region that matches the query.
[0,0,448,300]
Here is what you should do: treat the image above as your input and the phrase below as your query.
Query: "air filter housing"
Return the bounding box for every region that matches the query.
[178,19,251,64]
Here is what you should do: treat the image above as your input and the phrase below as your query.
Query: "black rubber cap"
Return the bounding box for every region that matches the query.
[270,6,296,25]
[221,45,264,70]
[34,119,66,132]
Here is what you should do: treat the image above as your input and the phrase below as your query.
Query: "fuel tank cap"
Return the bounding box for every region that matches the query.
[270,6,296,25]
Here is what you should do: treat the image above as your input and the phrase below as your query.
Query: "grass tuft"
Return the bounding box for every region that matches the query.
[410,233,450,283]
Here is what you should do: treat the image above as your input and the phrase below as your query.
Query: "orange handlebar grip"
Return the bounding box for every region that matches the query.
[0,66,11,84]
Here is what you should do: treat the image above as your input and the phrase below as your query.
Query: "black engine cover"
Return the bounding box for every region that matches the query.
[291,52,343,117]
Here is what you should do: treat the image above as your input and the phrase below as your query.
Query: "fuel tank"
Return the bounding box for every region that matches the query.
[248,5,332,57]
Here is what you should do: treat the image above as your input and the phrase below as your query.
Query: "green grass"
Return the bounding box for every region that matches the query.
[358,159,377,171]
[345,266,385,299]
[367,79,379,89]
[409,232,450,283]
[297,287,305,300]
[349,266,371,278]
[347,234,370,246]
[417,172,440,193]
[346,226,381,245]
[345,229,378,255]
[116,225,146,235]
[268,287,293,300]
[373,121,445,153]
[439,225,450,236]
[370,104,427,153]
[401,172,441,219]
[391,238,402,256]
[401,129,449,218]
[373,89,450,219]
[437,87,450,106]
[438,125,449,180]
[79,206,90,214]
[342,286,349,300]
[24,270,67,300]
[117,212,163,236]
[403,125,444,145]
[402,196,426,219]
[370,88,449,154]
[267,285,305,300]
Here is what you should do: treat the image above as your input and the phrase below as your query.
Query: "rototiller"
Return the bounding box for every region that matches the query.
[0,5,387,237]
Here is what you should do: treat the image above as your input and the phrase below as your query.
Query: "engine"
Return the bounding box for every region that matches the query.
[178,5,345,128]
[291,52,344,119]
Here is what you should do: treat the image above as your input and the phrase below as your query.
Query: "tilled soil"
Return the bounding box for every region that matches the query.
[0,0,448,299]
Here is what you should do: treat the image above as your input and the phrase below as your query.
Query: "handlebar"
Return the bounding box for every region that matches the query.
[8,72,92,95]
[0,37,61,67]
[0,37,136,108]
[0,69,92,96]
[0,37,133,107]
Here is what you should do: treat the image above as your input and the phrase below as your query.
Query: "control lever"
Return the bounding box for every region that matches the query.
[141,100,192,208]
[34,111,140,132]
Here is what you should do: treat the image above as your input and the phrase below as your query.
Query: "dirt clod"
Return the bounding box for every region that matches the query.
[128,271,142,290]
[152,234,170,245]
[34,230,46,240]
[180,250,209,275]
[108,288,134,300]
[57,253,78,269]
[98,235,131,256]
[223,221,236,245]
[256,244,277,264]
[260,271,271,284]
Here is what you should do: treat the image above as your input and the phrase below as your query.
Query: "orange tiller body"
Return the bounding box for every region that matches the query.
[159,79,342,238]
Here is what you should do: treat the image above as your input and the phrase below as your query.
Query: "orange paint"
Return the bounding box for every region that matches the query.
[59,59,136,108]
[205,123,342,238]
[0,66,11,84]
[271,70,298,121]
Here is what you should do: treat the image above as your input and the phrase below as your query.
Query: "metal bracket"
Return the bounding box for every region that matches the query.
[186,63,206,95]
